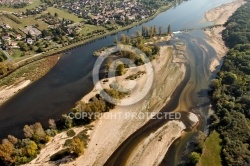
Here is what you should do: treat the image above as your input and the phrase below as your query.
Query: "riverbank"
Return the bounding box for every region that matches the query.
[0,3,174,106]
[204,0,245,71]
[0,55,60,105]
[69,40,186,166]
[0,3,174,79]
[26,37,188,165]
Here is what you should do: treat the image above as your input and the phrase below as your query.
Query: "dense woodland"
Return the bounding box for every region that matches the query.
[209,0,250,165]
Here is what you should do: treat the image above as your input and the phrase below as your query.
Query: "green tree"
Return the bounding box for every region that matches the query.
[167,24,171,35]
[114,36,118,44]
[116,63,125,76]
[69,138,84,156]
[24,140,38,157]
[222,72,237,84]
[0,62,7,75]
[158,26,162,36]
[189,152,200,164]
[61,114,73,129]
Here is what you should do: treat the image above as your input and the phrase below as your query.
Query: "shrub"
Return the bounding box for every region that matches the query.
[66,130,76,137]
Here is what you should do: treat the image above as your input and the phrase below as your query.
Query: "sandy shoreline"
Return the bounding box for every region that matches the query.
[27,38,188,166]
[0,79,31,105]
[204,0,245,71]
[23,0,247,165]
[0,55,60,106]
[69,44,187,166]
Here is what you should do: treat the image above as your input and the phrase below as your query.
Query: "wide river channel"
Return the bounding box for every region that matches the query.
[0,0,233,164]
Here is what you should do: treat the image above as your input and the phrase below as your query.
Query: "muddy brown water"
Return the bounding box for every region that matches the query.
[104,31,217,166]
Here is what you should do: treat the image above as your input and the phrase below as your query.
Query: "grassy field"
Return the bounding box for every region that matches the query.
[0,55,59,86]
[0,0,41,12]
[1,2,174,70]
[45,7,84,22]
[80,24,106,35]
[11,49,24,58]
[1,14,49,30]
[198,131,222,166]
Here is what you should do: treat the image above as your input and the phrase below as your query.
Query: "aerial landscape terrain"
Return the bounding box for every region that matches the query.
[0,0,250,165]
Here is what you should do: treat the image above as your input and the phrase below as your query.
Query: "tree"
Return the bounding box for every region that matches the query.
[222,72,237,84]
[189,152,200,164]
[136,30,142,38]
[120,34,126,44]
[0,62,7,75]
[158,26,162,36]
[7,135,18,145]
[142,26,146,36]
[61,114,73,129]
[167,24,171,35]
[116,63,125,76]
[0,140,15,165]
[195,131,206,151]
[23,125,34,139]
[37,47,45,53]
[41,29,50,37]
[153,25,157,36]
[114,36,118,44]
[48,119,57,130]
[23,123,46,143]
[69,138,84,156]
[54,12,58,17]
[26,31,32,38]
[23,139,38,157]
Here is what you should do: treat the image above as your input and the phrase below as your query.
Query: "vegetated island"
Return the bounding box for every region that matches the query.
[0,25,194,165]
[0,0,175,106]
[0,0,175,79]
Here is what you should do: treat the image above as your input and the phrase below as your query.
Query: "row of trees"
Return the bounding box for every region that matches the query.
[114,26,163,60]
[141,25,171,37]
[222,2,250,48]
[209,1,250,165]
[0,2,27,8]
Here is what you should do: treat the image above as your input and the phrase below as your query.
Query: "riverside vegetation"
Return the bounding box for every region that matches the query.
[0,0,175,77]
[0,28,167,165]
[189,1,250,165]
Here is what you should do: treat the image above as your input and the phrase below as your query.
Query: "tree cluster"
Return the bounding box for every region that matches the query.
[222,2,250,48]
[209,1,250,165]
[0,121,57,165]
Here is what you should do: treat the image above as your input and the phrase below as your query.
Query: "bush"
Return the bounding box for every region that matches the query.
[69,138,84,157]
[189,152,200,165]
[66,130,76,137]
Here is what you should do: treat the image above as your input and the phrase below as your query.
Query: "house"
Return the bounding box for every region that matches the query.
[16,34,22,40]
[2,36,11,41]
[10,41,18,46]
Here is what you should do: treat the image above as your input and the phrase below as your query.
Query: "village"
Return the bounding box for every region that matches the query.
[0,0,170,68]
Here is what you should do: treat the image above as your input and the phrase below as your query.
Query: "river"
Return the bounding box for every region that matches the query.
[0,0,232,163]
